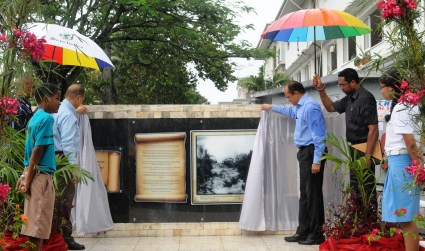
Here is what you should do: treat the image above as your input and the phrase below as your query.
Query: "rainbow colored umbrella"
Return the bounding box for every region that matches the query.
[24,23,114,71]
[261,9,371,73]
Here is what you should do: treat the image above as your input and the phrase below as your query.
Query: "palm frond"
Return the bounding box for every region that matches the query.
[0,126,25,186]
[53,154,94,195]
[321,133,378,216]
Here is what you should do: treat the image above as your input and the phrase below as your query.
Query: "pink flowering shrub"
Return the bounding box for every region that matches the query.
[0,183,28,239]
[375,0,425,141]
[0,96,20,115]
[377,0,418,19]
[368,208,425,243]
[0,27,46,62]
[403,160,425,195]
[405,160,425,185]
[0,96,21,126]
[368,227,401,242]
[394,80,425,106]
[0,183,11,202]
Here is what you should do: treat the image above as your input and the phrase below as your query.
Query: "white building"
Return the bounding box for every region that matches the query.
[254,0,391,104]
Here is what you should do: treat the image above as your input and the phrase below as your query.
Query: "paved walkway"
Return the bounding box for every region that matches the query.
[75,235,320,251]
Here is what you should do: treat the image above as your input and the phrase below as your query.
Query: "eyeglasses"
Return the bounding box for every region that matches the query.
[338,82,349,88]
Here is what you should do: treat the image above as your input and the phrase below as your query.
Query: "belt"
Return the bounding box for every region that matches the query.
[24,167,53,175]
[298,144,314,150]
[385,149,408,156]
[38,169,53,175]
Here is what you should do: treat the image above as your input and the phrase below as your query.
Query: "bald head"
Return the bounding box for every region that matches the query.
[18,75,35,98]
[65,84,85,98]
[65,84,85,108]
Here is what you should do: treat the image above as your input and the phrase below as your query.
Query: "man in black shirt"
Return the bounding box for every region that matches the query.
[11,76,34,132]
[313,68,378,215]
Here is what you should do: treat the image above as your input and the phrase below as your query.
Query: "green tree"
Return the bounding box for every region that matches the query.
[33,0,255,104]
[238,66,290,94]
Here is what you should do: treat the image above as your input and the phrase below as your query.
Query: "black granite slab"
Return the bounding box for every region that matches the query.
[89,118,260,223]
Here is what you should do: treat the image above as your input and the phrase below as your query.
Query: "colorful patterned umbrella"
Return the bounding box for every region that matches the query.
[24,23,114,70]
[261,9,371,74]
[262,9,371,42]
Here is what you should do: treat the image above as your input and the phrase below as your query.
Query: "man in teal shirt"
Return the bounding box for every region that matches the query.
[20,83,61,251]
[261,81,326,245]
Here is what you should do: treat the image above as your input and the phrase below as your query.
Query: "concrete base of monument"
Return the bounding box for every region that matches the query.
[78,223,294,238]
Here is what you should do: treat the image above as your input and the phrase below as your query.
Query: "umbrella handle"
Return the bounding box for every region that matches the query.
[313,26,318,75]
[313,0,318,76]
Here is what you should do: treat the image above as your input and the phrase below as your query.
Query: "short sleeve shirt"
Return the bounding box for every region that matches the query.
[24,109,56,173]
[333,86,378,143]
[385,103,421,152]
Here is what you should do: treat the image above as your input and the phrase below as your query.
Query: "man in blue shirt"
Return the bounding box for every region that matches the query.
[261,81,327,245]
[53,84,85,250]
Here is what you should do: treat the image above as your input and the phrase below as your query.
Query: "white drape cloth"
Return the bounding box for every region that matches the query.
[239,110,345,231]
[71,114,114,235]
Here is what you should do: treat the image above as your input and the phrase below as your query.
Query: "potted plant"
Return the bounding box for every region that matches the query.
[360,51,372,65]
[354,56,362,67]
[318,134,404,250]
[353,51,372,68]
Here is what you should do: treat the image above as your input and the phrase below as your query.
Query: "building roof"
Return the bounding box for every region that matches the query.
[252,69,380,98]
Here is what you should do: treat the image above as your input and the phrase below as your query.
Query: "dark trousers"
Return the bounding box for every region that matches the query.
[349,147,377,217]
[53,163,76,242]
[296,144,326,238]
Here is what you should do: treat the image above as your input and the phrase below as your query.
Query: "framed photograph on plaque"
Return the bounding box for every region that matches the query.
[190,130,256,205]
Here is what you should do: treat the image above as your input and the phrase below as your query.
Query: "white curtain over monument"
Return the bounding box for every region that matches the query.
[71,114,114,235]
[239,110,346,231]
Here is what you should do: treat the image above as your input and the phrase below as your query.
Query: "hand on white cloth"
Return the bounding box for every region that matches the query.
[71,114,113,235]
[76,105,87,115]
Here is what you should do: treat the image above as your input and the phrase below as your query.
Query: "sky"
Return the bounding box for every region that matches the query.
[198,134,256,162]
[196,0,282,104]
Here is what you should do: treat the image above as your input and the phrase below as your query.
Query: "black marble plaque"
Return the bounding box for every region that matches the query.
[90,118,260,223]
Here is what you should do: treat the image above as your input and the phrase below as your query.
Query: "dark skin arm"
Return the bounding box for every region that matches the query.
[313,74,336,112]
[365,124,379,167]
[19,145,45,194]
[403,134,423,165]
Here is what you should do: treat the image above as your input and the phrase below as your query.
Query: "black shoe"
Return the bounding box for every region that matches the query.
[66,240,85,250]
[298,237,325,245]
[284,234,306,242]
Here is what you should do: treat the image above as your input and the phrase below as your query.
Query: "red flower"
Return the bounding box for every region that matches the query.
[0,96,20,115]
[394,208,408,217]
[405,160,425,185]
[20,214,29,224]
[0,28,46,62]
[377,0,418,19]
[404,0,418,9]
[398,90,423,105]
[0,183,11,202]
[400,80,409,90]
